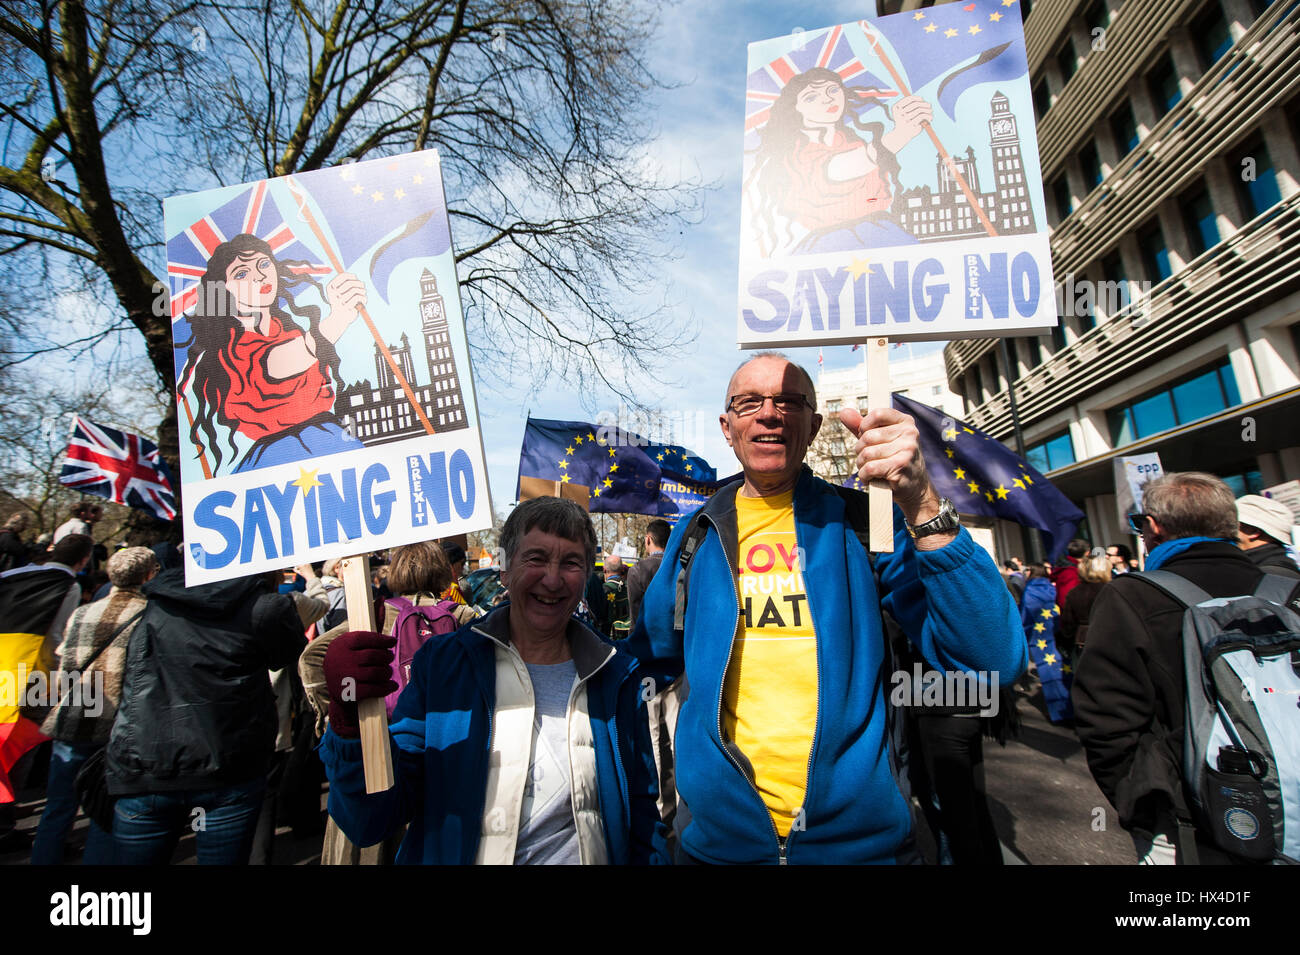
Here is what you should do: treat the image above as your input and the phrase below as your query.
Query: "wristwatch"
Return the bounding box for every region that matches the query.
[905,498,961,540]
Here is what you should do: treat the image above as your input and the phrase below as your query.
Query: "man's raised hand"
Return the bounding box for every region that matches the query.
[838,406,936,520]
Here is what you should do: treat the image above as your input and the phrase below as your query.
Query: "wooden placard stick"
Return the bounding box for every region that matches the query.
[865,337,895,553]
[339,553,394,793]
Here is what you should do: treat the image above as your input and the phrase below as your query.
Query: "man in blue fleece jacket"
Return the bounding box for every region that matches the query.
[627,353,1026,864]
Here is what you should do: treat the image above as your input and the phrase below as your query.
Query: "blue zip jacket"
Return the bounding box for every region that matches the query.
[320,606,667,864]
[627,467,1026,864]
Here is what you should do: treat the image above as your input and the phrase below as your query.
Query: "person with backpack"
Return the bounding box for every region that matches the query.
[1074,472,1300,865]
[601,554,630,640]
[319,497,665,864]
[379,542,477,716]
[32,546,158,864]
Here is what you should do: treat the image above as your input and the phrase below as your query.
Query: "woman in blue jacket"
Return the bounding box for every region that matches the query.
[320,497,666,864]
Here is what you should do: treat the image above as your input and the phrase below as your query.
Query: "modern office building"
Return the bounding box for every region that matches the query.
[884,0,1299,558]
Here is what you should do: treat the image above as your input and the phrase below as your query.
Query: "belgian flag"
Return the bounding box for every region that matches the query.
[0,567,76,801]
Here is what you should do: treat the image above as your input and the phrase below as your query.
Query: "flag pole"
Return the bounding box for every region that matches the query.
[866,336,895,552]
[859,20,998,239]
[285,177,437,436]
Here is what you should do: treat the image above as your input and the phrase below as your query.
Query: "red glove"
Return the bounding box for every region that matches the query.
[323,630,398,738]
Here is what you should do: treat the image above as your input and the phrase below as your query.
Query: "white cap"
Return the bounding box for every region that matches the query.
[1236,495,1295,546]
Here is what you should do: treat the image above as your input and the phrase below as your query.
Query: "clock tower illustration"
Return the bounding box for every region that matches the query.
[897,91,1038,241]
[988,91,1034,233]
[337,268,470,446]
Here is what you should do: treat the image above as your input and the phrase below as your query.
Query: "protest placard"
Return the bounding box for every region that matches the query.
[1114,453,1164,529]
[164,150,492,587]
[739,4,1055,548]
[738,4,1054,348]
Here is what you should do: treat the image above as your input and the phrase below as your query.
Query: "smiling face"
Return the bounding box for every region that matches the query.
[794,80,845,128]
[502,527,589,644]
[720,356,821,497]
[223,252,278,315]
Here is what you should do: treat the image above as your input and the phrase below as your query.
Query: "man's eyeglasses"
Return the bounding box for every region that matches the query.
[726,393,815,416]
[1127,512,1152,534]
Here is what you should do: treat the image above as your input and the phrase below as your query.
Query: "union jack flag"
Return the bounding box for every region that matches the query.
[59,416,177,522]
[745,24,898,148]
[166,179,329,323]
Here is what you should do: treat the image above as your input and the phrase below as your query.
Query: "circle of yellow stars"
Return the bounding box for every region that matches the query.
[339,153,438,203]
[653,445,695,475]
[557,429,622,499]
[944,421,1037,505]
[912,0,1015,37]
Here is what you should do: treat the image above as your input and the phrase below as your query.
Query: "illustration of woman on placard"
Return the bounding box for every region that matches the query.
[748,67,933,256]
[177,233,366,475]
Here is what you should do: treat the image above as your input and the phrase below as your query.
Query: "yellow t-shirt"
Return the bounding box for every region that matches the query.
[721,490,818,837]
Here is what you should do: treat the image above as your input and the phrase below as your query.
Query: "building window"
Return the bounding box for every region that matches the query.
[1056,38,1077,85]
[1025,336,1044,371]
[1077,300,1097,333]
[1220,467,1264,496]
[1079,140,1102,191]
[1106,357,1242,446]
[1083,0,1110,34]
[1111,101,1140,156]
[1182,183,1218,256]
[1033,78,1051,119]
[1139,220,1173,282]
[1232,139,1283,220]
[1147,53,1182,118]
[826,399,841,414]
[1099,252,1128,316]
[1193,2,1233,70]
[1051,175,1072,220]
[1050,320,1068,353]
[1026,430,1076,473]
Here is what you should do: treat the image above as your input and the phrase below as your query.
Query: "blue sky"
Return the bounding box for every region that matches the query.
[473,1,954,514]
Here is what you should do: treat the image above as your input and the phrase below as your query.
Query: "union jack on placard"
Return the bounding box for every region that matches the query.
[60,416,177,521]
[745,24,898,147]
[166,179,329,322]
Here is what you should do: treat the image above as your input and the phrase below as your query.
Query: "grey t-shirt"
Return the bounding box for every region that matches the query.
[514,659,580,865]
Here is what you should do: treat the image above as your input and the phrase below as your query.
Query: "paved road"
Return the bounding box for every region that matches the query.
[4,687,1134,866]
[985,692,1135,865]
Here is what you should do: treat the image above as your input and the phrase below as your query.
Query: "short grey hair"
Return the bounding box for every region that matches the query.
[1142,472,1238,541]
[501,497,597,571]
[724,351,817,411]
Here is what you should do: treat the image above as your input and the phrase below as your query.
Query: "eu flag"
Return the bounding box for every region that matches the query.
[288,151,452,303]
[1021,576,1073,723]
[892,392,1084,560]
[517,418,664,515]
[644,442,717,482]
[863,0,1029,120]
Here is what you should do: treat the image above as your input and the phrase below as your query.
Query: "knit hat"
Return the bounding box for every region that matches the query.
[107,546,160,588]
[1236,495,1295,546]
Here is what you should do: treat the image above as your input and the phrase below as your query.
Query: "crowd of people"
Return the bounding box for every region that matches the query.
[2,352,1297,866]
